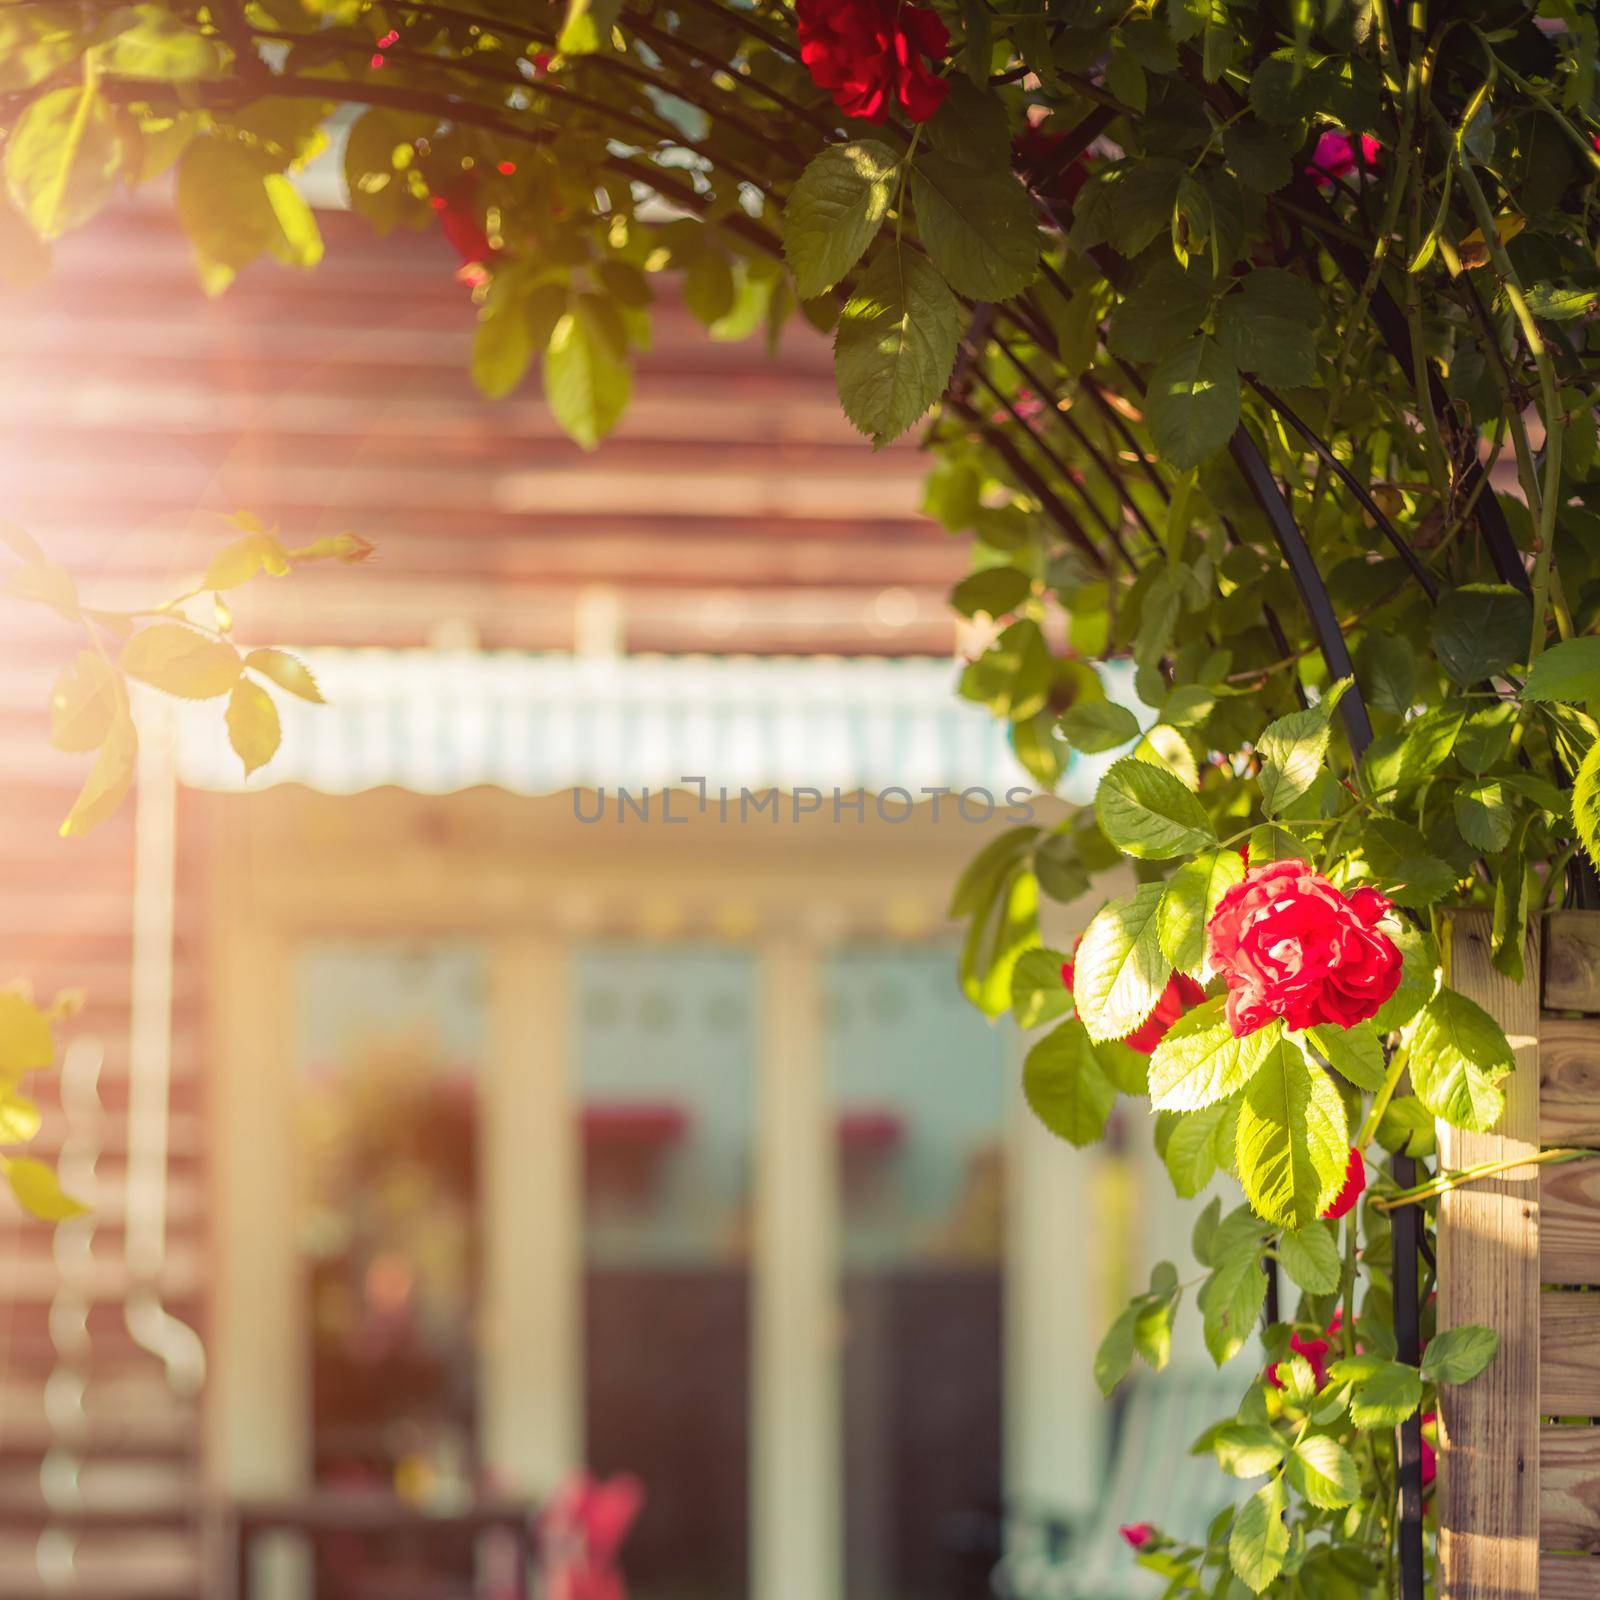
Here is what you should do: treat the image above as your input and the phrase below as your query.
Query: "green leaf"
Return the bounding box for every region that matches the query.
[950,565,1031,619]
[1304,1021,1387,1091]
[1200,1244,1268,1365]
[1059,699,1140,752]
[1223,120,1292,193]
[1107,257,1214,363]
[1211,1422,1285,1478]
[1331,1357,1423,1429]
[1071,881,1169,1043]
[834,246,962,447]
[1576,736,1600,876]
[121,624,242,699]
[1145,337,1240,471]
[59,704,137,837]
[0,7,85,93]
[1236,1035,1348,1228]
[1524,635,1600,705]
[1159,848,1246,981]
[1024,1019,1118,1145]
[1163,1102,1230,1197]
[1287,1436,1359,1510]
[1095,756,1216,860]
[1229,1478,1289,1594]
[1431,583,1532,684]
[909,151,1039,300]
[1256,679,1350,815]
[782,140,899,300]
[1372,918,1440,1032]
[1149,1002,1278,1112]
[1357,633,1416,718]
[225,678,281,777]
[1279,1221,1341,1294]
[1454,779,1515,853]
[1409,987,1514,1133]
[1215,268,1322,388]
[1010,946,1073,1029]
[544,307,631,450]
[473,288,540,400]
[1095,1304,1137,1396]
[0,1091,41,1144]
[1422,1324,1501,1385]
[1376,1094,1437,1158]
[3,1156,86,1222]
[5,83,124,241]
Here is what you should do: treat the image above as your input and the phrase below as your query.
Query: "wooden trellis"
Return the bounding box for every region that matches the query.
[1438,911,1600,1598]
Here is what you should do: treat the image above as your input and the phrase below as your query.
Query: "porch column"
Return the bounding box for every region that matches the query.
[753,933,841,1600]
[482,933,582,1494]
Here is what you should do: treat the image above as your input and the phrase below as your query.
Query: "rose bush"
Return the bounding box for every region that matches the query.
[6,0,1600,1592]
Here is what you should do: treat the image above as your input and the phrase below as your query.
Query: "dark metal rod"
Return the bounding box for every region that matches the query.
[1391,1151,1426,1600]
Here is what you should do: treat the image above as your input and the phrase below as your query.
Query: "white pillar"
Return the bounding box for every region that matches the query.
[1005,1028,1104,1518]
[752,934,841,1600]
[481,934,582,1492]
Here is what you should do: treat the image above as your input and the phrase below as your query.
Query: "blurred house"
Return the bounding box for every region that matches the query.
[0,205,1145,1600]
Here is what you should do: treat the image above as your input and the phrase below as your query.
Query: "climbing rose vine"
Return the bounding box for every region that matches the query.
[7,0,1600,1594]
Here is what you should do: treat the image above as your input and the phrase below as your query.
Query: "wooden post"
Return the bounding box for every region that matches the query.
[1437,912,1541,1599]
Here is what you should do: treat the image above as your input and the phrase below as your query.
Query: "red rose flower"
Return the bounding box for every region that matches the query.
[1269,1309,1343,1390]
[795,0,950,124]
[1119,1523,1155,1549]
[1061,945,1204,1055]
[1421,1410,1437,1490]
[1206,860,1402,1037]
[1322,1147,1367,1219]
[1309,130,1381,186]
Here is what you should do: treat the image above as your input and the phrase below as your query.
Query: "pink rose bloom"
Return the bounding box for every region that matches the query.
[1309,130,1381,185]
[1119,1523,1155,1549]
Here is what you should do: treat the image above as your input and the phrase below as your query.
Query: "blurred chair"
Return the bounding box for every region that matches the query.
[993,1371,1246,1600]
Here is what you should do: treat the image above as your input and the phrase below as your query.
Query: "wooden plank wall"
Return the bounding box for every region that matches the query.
[1440,912,1600,1597]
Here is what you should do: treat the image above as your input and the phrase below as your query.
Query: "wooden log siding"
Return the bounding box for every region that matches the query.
[1439,912,1600,1597]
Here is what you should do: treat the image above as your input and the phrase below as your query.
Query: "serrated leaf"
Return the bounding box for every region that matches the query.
[3,1156,86,1221]
[1071,882,1169,1043]
[1201,1244,1268,1365]
[1376,1094,1437,1158]
[544,307,631,450]
[782,140,898,300]
[1525,635,1600,705]
[1159,848,1246,980]
[1304,1021,1387,1091]
[5,83,123,241]
[1279,1221,1341,1294]
[1095,1304,1137,1396]
[244,648,324,703]
[1215,268,1321,388]
[1146,336,1240,471]
[1357,633,1416,718]
[909,152,1038,300]
[1431,583,1532,684]
[1409,987,1514,1132]
[1010,946,1073,1029]
[100,4,224,78]
[1422,1323,1500,1385]
[950,565,1031,619]
[1149,1001,1278,1112]
[1287,1435,1358,1509]
[1107,256,1214,362]
[1059,699,1141,752]
[1212,1422,1285,1478]
[0,994,53,1077]
[1576,737,1600,876]
[1023,1018,1117,1145]
[225,678,281,777]
[1372,919,1439,1033]
[1256,679,1350,814]
[1236,1035,1348,1228]
[1164,1101,1230,1197]
[1095,756,1216,860]
[59,705,136,837]
[1229,1478,1288,1594]
[1222,120,1292,193]
[49,650,125,753]
[1332,1357,1423,1429]
[1455,779,1515,853]
[834,246,961,447]
[121,623,241,699]
[203,532,292,591]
